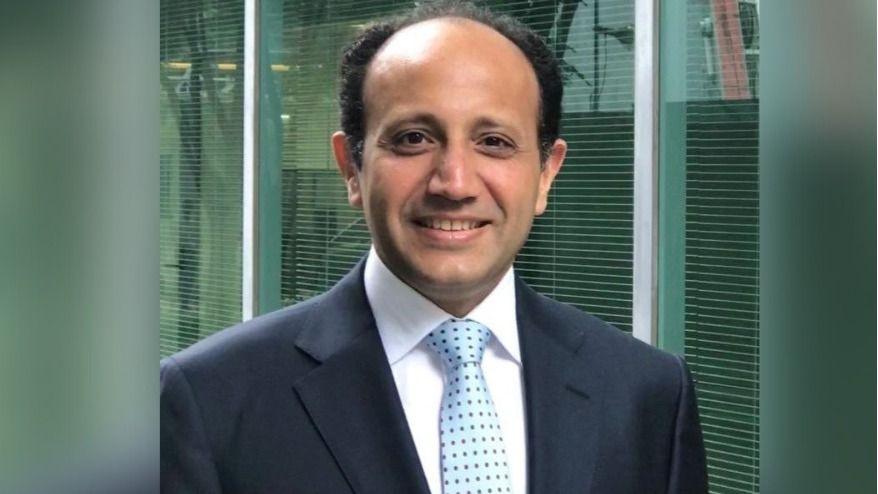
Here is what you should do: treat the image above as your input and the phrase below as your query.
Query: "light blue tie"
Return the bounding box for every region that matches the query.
[426,318,513,494]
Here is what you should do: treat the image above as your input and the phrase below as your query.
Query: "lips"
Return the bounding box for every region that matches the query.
[415,218,488,232]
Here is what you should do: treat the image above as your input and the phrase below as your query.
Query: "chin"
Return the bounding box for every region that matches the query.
[414,264,497,298]
[411,267,475,289]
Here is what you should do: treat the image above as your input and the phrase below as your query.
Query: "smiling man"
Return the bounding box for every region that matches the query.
[161,3,708,494]
[332,15,564,318]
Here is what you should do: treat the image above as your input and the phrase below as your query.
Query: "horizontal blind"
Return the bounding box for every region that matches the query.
[160,0,244,357]
[682,1,760,492]
[275,0,636,335]
[509,0,635,332]
[274,1,412,306]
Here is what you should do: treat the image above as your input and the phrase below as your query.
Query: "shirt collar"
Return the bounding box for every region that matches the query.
[364,247,521,366]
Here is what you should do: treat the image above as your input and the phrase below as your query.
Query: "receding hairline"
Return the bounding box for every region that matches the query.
[337,3,563,165]
[361,16,543,132]
[368,16,534,74]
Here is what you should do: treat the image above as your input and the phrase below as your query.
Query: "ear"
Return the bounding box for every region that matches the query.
[331,131,362,208]
[535,138,567,215]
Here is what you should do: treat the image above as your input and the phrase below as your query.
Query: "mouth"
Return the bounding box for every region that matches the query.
[414,218,490,232]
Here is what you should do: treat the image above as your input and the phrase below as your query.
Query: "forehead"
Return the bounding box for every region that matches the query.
[372,17,526,68]
[362,18,540,129]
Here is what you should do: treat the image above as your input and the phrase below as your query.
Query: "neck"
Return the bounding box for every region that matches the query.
[413,277,505,319]
[432,297,484,319]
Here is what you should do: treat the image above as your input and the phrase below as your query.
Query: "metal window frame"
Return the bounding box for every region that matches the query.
[632,0,659,344]
[242,0,259,321]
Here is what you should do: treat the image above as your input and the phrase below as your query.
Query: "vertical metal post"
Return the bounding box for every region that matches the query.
[242,0,259,321]
[632,0,659,344]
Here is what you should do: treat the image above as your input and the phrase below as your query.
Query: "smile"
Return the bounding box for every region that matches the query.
[415,218,488,231]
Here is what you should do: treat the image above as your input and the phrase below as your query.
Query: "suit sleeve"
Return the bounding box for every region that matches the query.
[161,357,222,494]
[666,355,709,494]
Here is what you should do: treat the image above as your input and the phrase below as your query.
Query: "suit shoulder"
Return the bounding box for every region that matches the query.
[161,294,325,384]
[533,292,684,382]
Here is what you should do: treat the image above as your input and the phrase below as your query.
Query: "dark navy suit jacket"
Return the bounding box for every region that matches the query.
[161,262,708,493]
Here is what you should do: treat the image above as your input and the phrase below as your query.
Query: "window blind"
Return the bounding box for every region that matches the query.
[158,3,763,492]
[516,0,635,331]
[160,0,245,357]
[274,1,412,306]
[272,0,637,334]
[682,1,760,492]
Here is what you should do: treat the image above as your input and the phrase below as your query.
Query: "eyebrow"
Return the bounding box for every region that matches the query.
[471,116,526,143]
[383,113,445,136]
[380,113,523,141]
[471,116,507,130]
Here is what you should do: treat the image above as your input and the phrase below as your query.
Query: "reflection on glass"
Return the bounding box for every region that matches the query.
[159,0,244,357]
[266,0,638,334]
[661,1,760,492]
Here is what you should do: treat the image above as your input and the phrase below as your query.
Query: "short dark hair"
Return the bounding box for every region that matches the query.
[338,1,563,167]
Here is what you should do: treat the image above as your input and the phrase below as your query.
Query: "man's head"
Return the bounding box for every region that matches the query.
[331,2,567,316]
[338,2,564,167]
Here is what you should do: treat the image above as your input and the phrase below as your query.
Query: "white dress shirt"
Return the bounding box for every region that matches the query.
[364,248,527,494]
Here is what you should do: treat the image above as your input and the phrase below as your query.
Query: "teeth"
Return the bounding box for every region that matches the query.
[423,219,479,231]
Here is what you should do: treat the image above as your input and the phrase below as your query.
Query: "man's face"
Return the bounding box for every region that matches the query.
[333,18,566,316]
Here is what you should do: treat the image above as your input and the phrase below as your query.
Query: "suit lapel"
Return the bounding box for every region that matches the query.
[292,263,430,494]
[516,278,605,494]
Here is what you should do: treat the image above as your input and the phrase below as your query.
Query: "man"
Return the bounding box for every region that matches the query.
[161,3,708,493]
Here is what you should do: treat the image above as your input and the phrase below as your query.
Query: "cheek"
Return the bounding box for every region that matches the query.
[495,172,542,216]
[362,180,400,231]
[369,165,424,213]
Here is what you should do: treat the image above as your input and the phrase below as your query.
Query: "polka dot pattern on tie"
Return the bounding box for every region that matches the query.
[426,318,513,494]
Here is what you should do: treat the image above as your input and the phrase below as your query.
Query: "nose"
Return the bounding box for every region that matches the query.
[427,142,481,202]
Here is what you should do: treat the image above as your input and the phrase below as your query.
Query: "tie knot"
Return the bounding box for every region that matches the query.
[426,318,492,370]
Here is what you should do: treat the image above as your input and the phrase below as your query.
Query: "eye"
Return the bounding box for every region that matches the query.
[401,132,427,145]
[478,134,516,157]
[390,130,435,155]
[483,136,510,148]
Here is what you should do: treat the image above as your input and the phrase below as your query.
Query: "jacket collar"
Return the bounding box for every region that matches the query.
[291,263,605,494]
[516,276,605,494]
[292,261,431,494]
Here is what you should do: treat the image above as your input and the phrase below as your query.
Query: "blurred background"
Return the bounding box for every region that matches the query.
[0,0,874,492]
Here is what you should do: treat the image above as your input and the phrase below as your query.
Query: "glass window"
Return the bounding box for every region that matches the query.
[159,0,245,357]
[263,0,637,333]
[660,0,760,492]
